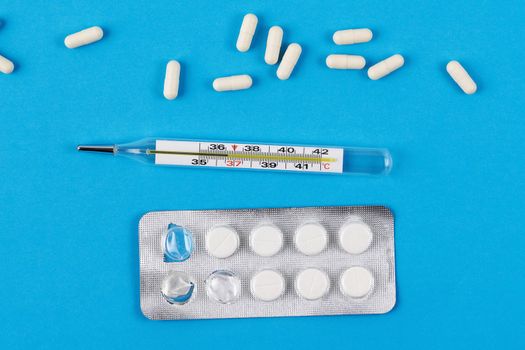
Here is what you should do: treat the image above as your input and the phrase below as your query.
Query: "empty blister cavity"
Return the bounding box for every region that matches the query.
[206,225,239,258]
[339,219,373,254]
[161,271,195,305]
[326,54,366,70]
[295,222,328,255]
[277,43,302,80]
[367,54,405,80]
[340,266,374,299]
[213,75,253,92]
[163,60,180,100]
[265,26,283,65]
[446,60,477,95]
[206,270,241,304]
[64,26,104,49]
[333,28,373,45]
[250,223,283,257]
[250,270,285,301]
[295,268,330,300]
[162,224,193,262]
[236,13,258,52]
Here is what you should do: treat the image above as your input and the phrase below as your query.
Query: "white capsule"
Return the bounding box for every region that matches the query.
[276,43,302,80]
[213,74,253,92]
[264,26,283,65]
[163,60,180,100]
[326,54,366,70]
[367,54,405,80]
[0,54,14,74]
[64,26,104,49]
[333,28,373,45]
[236,13,258,52]
[446,60,477,95]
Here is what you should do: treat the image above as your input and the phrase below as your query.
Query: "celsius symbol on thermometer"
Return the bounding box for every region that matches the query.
[152,140,345,173]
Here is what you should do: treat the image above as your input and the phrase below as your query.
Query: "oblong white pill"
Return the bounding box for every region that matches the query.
[236,13,258,52]
[250,270,285,301]
[446,60,477,95]
[333,28,373,45]
[0,54,14,74]
[250,224,283,257]
[294,222,328,255]
[64,26,104,49]
[163,60,180,100]
[212,74,253,92]
[340,266,374,298]
[295,268,330,300]
[276,43,302,80]
[264,26,283,65]
[339,220,373,254]
[367,54,405,80]
[326,54,366,70]
[205,225,239,258]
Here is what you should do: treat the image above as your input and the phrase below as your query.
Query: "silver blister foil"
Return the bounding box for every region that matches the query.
[139,206,396,320]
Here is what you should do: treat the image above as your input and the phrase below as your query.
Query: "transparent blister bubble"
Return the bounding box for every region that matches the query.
[162,224,193,262]
[205,270,241,304]
[160,271,195,305]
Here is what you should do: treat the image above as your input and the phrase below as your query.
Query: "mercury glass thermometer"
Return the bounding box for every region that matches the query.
[77,137,392,175]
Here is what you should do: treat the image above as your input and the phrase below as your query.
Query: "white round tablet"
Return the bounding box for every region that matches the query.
[295,268,330,300]
[339,220,373,254]
[340,266,374,298]
[250,270,285,301]
[294,222,328,255]
[250,224,283,257]
[205,225,239,258]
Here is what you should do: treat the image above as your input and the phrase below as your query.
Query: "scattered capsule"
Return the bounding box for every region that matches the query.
[277,43,302,80]
[64,26,104,49]
[446,60,477,95]
[333,28,373,45]
[236,14,258,52]
[163,60,181,100]
[326,54,366,70]
[0,54,14,74]
[367,54,405,80]
[264,26,283,65]
[213,74,253,92]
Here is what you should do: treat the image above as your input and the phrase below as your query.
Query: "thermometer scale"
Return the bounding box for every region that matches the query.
[77,138,392,175]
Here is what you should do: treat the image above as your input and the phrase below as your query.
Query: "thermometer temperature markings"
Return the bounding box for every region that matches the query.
[153,140,345,173]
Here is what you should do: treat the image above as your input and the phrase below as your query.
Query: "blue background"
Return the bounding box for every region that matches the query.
[1,0,524,348]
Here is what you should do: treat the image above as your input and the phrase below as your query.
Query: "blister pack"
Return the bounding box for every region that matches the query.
[139,206,396,320]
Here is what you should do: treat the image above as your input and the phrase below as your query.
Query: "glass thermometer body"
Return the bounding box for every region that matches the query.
[77,138,392,175]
